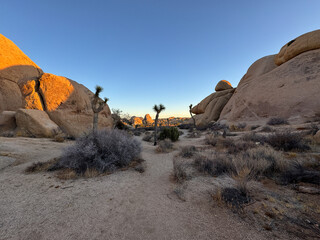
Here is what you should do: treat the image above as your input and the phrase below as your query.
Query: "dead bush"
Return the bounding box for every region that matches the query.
[179,146,198,158]
[52,129,141,174]
[265,131,310,152]
[194,154,236,176]
[267,117,288,126]
[25,158,59,173]
[221,139,256,154]
[173,158,190,183]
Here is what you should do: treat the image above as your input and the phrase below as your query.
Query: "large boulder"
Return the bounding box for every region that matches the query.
[192,89,235,126]
[0,34,113,137]
[15,109,60,137]
[275,30,320,65]
[215,80,233,91]
[131,116,143,127]
[39,73,112,137]
[219,49,320,123]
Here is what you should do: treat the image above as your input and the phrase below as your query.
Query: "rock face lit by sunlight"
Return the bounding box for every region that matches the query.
[39,73,75,111]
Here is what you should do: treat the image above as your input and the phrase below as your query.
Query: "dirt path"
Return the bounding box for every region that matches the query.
[0,136,268,240]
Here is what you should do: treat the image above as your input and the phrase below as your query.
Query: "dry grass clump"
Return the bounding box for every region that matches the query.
[142,132,153,142]
[179,145,198,158]
[156,139,173,153]
[229,123,247,132]
[267,117,289,126]
[260,126,273,132]
[25,158,59,173]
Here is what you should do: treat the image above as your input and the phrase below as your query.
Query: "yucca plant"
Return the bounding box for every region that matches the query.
[153,104,165,146]
[91,86,109,132]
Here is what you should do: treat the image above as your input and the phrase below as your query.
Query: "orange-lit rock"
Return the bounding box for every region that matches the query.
[39,73,74,111]
[131,116,143,127]
[0,34,43,84]
[275,29,320,65]
[21,80,43,110]
[215,80,233,91]
[144,114,154,125]
[15,109,60,138]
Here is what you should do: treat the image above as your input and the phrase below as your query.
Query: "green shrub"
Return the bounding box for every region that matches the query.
[159,127,179,142]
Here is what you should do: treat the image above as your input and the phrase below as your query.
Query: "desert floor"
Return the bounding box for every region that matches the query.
[1,132,291,240]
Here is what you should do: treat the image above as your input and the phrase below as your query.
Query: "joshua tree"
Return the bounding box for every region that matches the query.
[91,86,109,132]
[189,104,196,128]
[153,104,165,146]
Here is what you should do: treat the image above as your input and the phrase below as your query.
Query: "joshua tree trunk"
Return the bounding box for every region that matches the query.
[91,86,109,133]
[93,112,99,132]
[189,104,196,128]
[154,113,159,146]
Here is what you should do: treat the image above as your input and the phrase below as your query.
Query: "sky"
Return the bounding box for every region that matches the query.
[1,0,320,118]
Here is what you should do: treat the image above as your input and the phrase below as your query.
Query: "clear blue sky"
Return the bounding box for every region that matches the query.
[1,1,320,117]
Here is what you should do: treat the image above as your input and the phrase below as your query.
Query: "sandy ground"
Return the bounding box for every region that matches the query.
[0,133,269,240]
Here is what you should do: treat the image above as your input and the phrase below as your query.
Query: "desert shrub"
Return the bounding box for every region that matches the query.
[194,154,236,176]
[229,123,247,132]
[308,124,319,136]
[156,139,173,153]
[173,158,189,183]
[260,126,273,132]
[221,139,256,154]
[187,130,201,138]
[279,162,320,185]
[235,146,288,178]
[221,187,251,209]
[267,117,288,126]
[179,146,198,158]
[250,125,260,130]
[210,122,228,131]
[265,131,310,152]
[142,133,153,142]
[242,132,266,144]
[1,131,15,137]
[159,127,179,142]
[53,130,141,174]
[205,134,218,146]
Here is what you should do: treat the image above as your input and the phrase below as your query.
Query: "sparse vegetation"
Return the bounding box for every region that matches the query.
[205,134,218,146]
[156,139,173,153]
[25,158,59,173]
[267,117,288,126]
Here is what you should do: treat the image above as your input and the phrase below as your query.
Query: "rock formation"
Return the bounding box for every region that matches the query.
[191,80,235,126]
[131,116,143,127]
[0,34,113,137]
[219,30,320,124]
[143,114,154,125]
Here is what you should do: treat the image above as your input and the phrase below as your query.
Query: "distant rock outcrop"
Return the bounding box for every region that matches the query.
[219,30,320,123]
[131,116,143,127]
[0,34,113,137]
[191,81,235,126]
[143,114,154,125]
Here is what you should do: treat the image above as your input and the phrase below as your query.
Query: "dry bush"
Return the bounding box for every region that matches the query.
[179,146,198,158]
[194,154,236,177]
[187,130,201,138]
[242,132,266,144]
[229,123,247,132]
[260,126,273,132]
[221,139,257,154]
[267,117,289,126]
[156,139,173,153]
[173,158,189,183]
[205,134,218,146]
[56,168,78,180]
[265,130,310,152]
[53,129,141,174]
[234,146,288,178]
[142,132,153,142]
[1,131,15,137]
[25,158,59,173]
